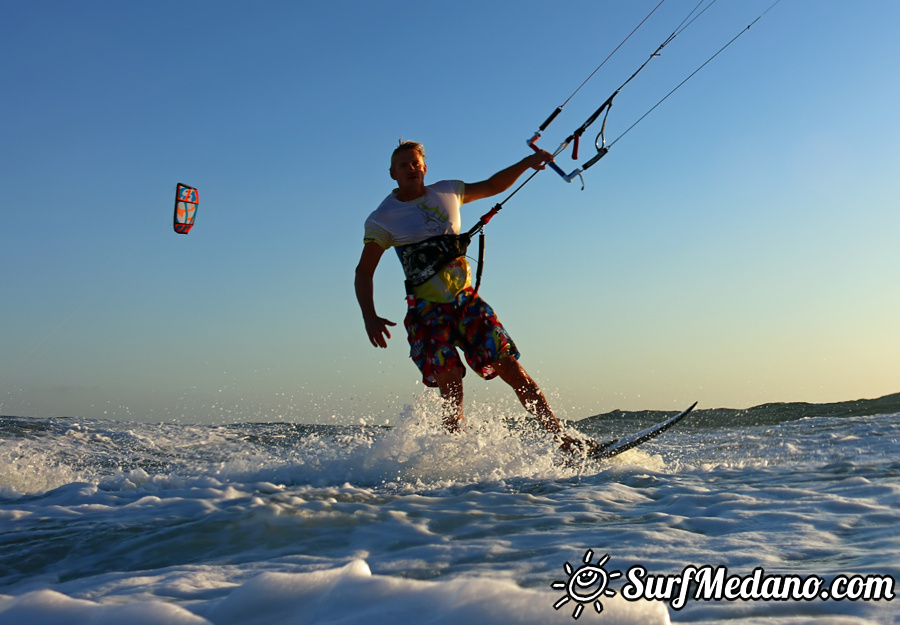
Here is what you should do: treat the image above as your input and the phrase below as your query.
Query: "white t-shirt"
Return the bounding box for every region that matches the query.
[364,180,471,303]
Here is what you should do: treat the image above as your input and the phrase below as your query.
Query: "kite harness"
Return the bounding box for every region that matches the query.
[398,233,472,291]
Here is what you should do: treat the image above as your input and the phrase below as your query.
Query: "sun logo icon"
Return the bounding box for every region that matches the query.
[551,550,622,619]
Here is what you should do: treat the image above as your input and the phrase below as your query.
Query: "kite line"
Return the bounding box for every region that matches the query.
[465,0,783,291]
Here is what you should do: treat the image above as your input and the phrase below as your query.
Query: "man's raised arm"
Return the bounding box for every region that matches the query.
[462,149,552,204]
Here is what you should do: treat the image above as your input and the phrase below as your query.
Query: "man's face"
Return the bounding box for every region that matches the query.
[390,149,427,189]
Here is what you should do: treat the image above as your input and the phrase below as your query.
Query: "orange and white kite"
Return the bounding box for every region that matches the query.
[173,183,198,234]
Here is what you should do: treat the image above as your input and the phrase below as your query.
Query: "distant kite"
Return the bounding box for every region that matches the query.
[173,183,198,234]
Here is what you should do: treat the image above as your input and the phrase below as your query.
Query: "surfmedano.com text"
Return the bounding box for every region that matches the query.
[623,565,895,610]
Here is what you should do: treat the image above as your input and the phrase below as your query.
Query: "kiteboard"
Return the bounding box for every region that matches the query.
[588,401,698,461]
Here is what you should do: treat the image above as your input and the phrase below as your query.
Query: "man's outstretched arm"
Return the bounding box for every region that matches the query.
[462,149,552,204]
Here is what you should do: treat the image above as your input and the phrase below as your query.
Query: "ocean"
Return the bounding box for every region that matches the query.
[1,392,898,625]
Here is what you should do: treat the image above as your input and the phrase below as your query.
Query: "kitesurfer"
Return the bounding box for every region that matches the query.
[355,141,593,454]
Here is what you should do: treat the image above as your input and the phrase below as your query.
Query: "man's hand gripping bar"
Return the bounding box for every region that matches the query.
[526,136,586,189]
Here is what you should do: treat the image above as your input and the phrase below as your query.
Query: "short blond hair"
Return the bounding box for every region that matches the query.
[392,140,426,165]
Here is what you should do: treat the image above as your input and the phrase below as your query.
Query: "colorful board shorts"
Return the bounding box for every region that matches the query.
[404,287,520,388]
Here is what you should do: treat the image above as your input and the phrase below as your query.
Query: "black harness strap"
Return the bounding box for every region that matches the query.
[397,234,472,301]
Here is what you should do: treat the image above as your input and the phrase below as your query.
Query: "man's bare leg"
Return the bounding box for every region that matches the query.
[493,357,596,454]
[433,368,465,433]
[492,357,561,433]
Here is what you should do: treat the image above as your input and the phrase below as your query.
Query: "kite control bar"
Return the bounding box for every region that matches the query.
[527,134,595,190]
[526,138,570,180]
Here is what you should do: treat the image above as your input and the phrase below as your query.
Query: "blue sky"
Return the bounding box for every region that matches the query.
[2,1,898,424]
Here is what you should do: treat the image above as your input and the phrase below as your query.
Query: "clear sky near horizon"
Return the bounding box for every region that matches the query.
[2,1,898,425]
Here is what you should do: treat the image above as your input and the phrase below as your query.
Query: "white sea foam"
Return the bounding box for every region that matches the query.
[1,400,898,624]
